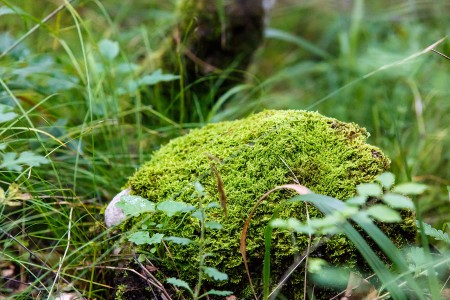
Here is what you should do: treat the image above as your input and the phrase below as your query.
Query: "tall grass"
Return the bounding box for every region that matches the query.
[0,0,449,298]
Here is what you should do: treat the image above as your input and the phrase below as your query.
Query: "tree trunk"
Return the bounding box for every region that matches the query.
[163,0,268,104]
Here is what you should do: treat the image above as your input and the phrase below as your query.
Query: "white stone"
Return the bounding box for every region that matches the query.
[104,188,131,227]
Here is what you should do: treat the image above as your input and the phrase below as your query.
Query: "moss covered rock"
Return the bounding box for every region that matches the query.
[123,110,414,297]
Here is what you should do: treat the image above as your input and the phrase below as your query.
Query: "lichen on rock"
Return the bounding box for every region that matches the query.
[122,110,415,297]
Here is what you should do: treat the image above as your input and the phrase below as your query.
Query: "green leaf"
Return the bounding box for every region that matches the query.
[265,28,331,59]
[116,195,155,217]
[366,205,401,223]
[406,247,428,269]
[194,181,206,196]
[376,172,395,189]
[295,193,421,298]
[146,233,164,244]
[202,289,233,297]
[138,69,180,86]
[346,195,367,206]
[205,202,221,210]
[128,231,150,245]
[309,214,342,228]
[418,221,450,244]
[203,267,228,281]
[287,217,314,234]
[0,151,49,171]
[393,183,428,195]
[116,63,138,74]
[137,254,146,263]
[128,232,164,245]
[270,218,287,229]
[205,221,223,230]
[98,39,119,60]
[382,193,415,210]
[157,200,195,217]
[0,104,18,123]
[356,183,382,197]
[163,236,192,245]
[307,258,328,273]
[0,143,6,150]
[167,277,193,294]
[191,210,204,221]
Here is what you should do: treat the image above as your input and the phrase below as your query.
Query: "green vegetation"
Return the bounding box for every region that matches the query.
[0,0,449,299]
[122,110,415,298]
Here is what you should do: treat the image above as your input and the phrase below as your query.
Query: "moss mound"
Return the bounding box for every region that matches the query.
[125,110,414,297]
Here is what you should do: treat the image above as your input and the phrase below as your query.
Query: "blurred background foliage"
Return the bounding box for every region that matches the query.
[0,0,449,281]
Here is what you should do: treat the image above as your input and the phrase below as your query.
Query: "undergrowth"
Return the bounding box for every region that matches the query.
[0,0,449,298]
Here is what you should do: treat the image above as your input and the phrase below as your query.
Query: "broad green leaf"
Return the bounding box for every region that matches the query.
[0,112,18,123]
[203,267,228,281]
[382,193,414,210]
[157,200,195,217]
[202,289,233,297]
[191,210,204,221]
[205,202,221,210]
[270,218,287,229]
[128,231,164,245]
[17,151,49,167]
[128,231,150,245]
[376,172,395,189]
[356,183,382,197]
[146,233,164,244]
[346,195,367,206]
[406,247,428,269]
[309,265,350,289]
[286,218,314,234]
[138,69,180,86]
[205,221,223,230]
[418,221,450,244]
[393,183,428,195]
[286,218,302,230]
[307,258,328,273]
[167,277,193,294]
[116,195,155,217]
[1,151,49,171]
[366,205,401,223]
[116,63,138,74]
[137,254,146,263]
[0,104,18,123]
[291,222,314,234]
[98,39,119,60]
[309,214,343,228]
[270,218,313,234]
[163,236,192,245]
[0,143,6,150]
[194,181,206,196]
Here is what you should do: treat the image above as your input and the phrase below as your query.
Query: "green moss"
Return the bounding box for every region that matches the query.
[124,110,414,297]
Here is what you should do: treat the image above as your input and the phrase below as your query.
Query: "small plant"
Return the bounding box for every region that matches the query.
[254,172,449,299]
[114,182,233,299]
